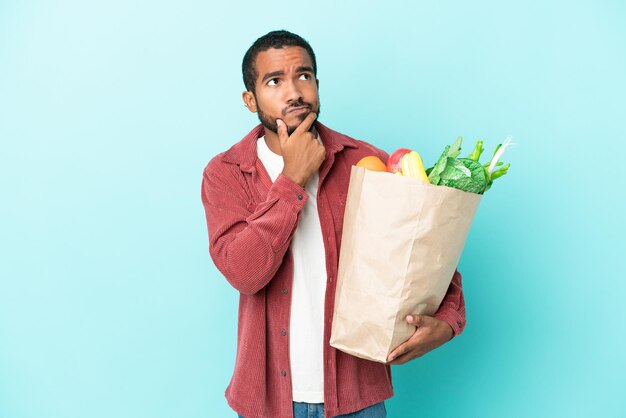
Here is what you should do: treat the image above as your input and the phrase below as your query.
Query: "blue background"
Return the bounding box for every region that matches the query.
[1,1,624,417]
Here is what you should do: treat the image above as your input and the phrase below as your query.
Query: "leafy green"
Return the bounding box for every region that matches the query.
[438,158,488,194]
[490,163,510,181]
[484,143,501,169]
[427,136,463,185]
[427,145,450,185]
[448,136,462,158]
[484,163,510,192]
[427,137,512,194]
[467,140,484,161]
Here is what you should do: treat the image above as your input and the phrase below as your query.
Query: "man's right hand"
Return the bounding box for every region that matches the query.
[277,112,326,187]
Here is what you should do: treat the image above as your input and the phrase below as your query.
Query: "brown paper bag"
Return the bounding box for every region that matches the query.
[330,165,481,363]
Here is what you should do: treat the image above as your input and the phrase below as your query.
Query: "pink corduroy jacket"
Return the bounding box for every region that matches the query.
[201,122,467,418]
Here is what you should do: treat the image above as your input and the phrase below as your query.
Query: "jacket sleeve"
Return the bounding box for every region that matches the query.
[201,160,307,295]
[434,269,467,337]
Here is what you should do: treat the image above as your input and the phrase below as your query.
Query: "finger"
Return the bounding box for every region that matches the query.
[387,340,411,363]
[276,119,289,142]
[406,314,423,327]
[387,326,430,363]
[386,315,431,362]
[292,112,317,136]
[389,348,423,365]
[389,351,412,365]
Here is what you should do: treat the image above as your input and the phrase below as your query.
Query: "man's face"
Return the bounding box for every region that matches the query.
[244,46,320,135]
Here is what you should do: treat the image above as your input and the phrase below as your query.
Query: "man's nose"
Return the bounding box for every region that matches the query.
[283,79,303,102]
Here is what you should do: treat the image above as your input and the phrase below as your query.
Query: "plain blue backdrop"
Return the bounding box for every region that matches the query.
[1,1,624,417]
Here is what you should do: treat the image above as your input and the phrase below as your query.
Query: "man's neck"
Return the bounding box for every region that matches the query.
[263,126,319,156]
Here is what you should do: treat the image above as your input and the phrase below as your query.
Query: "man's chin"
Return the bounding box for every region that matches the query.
[280,115,304,134]
[288,114,319,134]
[258,109,320,135]
[259,120,307,136]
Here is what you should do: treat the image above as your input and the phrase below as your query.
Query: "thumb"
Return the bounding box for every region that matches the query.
[406,314,423,327]
[276,119,288,143]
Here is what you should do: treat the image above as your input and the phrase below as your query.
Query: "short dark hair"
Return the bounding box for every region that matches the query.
[242,30,317,94]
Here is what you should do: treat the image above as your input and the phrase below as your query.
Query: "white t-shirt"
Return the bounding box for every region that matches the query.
[256,135,326,403]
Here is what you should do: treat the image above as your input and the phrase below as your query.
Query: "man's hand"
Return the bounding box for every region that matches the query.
[386,314,454,365]
[278,112,326,187]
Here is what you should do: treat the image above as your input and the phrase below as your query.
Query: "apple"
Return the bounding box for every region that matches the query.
[386,148,412,173]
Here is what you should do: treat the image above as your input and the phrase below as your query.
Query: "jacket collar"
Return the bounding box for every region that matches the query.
[220,121,359,172]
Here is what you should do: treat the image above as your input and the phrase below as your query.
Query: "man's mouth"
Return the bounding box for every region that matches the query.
[286,106,310,115]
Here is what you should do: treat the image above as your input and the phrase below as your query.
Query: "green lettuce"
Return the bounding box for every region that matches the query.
[427,136,462,185]
[427,136,512,194]
[438,158,488,194]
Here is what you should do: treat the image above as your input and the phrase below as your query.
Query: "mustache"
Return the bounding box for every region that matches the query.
[282,100,313,115]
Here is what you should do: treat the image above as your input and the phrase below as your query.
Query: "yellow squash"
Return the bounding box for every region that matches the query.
[400,151,430,183]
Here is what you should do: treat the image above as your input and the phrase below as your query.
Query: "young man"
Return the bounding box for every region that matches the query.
[201,30,466,418]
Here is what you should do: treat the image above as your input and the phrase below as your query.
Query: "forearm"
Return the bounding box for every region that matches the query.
[203,173,307,295]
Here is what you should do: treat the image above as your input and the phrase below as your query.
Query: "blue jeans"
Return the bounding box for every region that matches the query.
[238,401,386,418]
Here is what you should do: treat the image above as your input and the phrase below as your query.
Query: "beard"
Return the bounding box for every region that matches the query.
[256,98,321,135]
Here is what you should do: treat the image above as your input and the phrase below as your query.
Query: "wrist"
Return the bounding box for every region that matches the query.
[442,322,454,342]
[281,169,307,187]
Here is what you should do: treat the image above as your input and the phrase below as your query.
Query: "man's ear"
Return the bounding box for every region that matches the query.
[316,78,320,89]
[242,91,257,113]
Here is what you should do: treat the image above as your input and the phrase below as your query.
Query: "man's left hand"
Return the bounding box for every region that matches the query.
[386,315,454,365]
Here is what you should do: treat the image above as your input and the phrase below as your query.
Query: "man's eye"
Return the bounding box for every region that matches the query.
[267,78,279,86]
[299,74,311,80]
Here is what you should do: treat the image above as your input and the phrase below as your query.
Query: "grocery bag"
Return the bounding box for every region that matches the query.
[330,165,481,363]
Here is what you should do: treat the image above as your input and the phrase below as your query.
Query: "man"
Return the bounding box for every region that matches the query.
[201,30,466,418]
